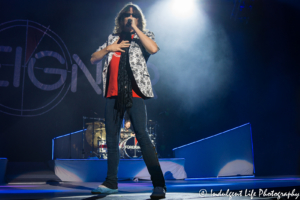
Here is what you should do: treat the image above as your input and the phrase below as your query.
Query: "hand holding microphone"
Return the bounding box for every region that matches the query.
[126,19,132,27]
[126,17,138,29]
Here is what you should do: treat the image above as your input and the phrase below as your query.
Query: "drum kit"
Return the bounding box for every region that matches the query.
[84,118,158,159]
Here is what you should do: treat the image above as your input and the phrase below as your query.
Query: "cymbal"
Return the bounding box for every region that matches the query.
[148,120,157,125]
[95,128,105,131]
[85,124,106,147]
[120,131,132,134]
[85,121,105,126]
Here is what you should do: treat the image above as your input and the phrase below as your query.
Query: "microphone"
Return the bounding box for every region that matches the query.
[126,19,132,27]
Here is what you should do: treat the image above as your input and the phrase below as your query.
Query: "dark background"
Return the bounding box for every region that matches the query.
[0,0,299,177]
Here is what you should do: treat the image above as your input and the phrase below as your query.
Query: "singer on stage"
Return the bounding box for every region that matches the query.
[90,3,166,198]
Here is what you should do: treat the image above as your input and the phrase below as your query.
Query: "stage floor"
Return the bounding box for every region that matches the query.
[0,176,300,199]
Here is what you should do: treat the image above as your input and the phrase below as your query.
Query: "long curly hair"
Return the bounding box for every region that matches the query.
[113,3,147,34]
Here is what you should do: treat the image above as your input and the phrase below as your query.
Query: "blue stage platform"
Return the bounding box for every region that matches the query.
[1,176,300,199]
[50,158,187,182]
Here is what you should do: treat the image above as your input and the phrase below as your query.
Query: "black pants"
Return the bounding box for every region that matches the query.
[102,97,166,190]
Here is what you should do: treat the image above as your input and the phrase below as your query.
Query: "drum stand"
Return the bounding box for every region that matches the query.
[133,135,138,158]
[148,120,158,149]
[97,122,107,159]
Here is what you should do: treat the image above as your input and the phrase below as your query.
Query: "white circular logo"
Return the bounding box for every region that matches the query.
[0,20,72,116]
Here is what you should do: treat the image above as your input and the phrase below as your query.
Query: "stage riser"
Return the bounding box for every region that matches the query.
[0,158,7,184]
[53,130,87,159]
[52,158,186,182]
[173,123,255,178]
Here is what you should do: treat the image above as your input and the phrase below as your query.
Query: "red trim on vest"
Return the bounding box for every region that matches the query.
[106,34,141,98]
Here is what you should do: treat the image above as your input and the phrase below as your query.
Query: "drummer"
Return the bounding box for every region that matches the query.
[121,120,135,139]
[121,120,135,137]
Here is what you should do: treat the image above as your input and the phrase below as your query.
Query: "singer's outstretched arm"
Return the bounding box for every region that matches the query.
[90,47,109,65]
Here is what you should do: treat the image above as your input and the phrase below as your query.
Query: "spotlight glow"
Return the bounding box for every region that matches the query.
[171,0,196,17]
[146,0,233,112]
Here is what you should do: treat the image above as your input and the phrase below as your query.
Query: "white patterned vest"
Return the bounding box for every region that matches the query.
[96,30,159,98]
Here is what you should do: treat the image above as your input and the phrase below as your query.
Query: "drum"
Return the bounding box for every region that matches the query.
[85,121,106,148]
[119,136,142,159]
